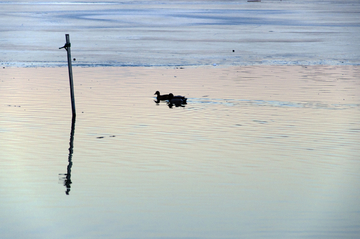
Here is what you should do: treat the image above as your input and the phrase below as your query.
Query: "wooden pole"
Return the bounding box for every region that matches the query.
[60,34,76,117]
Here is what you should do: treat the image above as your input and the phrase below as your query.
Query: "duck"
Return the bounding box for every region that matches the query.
[154,91,170,101]
[168,93,187,105]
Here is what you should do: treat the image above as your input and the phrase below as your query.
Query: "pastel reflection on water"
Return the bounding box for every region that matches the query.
[0,66,359,238]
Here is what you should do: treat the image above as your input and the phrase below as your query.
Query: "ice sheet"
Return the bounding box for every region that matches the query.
[1,0,360,67]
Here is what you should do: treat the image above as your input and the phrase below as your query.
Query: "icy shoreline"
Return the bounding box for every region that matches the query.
[1,0,360,68]
[1,59,358,68]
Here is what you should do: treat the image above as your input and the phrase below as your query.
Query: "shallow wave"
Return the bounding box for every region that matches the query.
[1,60,359,68]
[189,97,360,110]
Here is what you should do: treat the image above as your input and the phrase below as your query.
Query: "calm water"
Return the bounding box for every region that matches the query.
[1,66,360,238]
[1,0,360,238]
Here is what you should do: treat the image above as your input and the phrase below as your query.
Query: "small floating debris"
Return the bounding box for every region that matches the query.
[97,136,104,139]
[253,120,268,124]
[110,135,116,137]
[248,0,261,2]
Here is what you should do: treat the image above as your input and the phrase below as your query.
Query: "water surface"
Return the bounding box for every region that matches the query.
[1,66,359,238]
[1,0,360,238]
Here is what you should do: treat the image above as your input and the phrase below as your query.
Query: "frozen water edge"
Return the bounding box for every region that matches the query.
[1,60,359,68]
[0,60,360,68]
[1,0,359,67]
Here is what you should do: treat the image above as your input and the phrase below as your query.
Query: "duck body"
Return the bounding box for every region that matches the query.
[168,93,187,107]
[154,91,170,101]
[170,94,187,102]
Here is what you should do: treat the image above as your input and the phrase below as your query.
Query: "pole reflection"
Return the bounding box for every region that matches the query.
[59,116,76,195]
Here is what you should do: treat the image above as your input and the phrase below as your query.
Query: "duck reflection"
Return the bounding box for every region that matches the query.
[59,116,76,195]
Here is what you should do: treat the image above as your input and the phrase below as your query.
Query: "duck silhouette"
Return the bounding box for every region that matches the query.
[167,93,187,108]
[169,93,187,102]
[154,91,170,101]
[155,91,187,101]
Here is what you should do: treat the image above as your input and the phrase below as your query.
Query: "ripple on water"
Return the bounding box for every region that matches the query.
[1,66,360,238]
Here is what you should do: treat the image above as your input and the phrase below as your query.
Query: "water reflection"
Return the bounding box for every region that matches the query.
[59,116,76,195]
[167,101,187,108]
[1,66,359,238]
[154,99,187,108]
